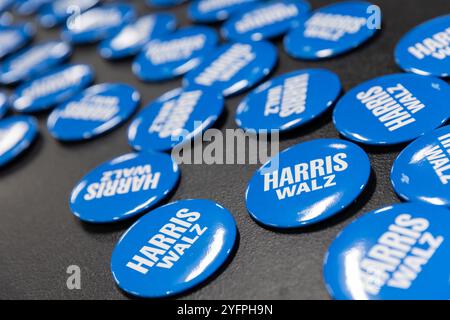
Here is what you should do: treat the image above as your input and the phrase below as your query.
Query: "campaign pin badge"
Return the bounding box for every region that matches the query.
[0,115,38,167]
[99,13,177,60]
[146,0,186,8]
[61,3,136,44]
[323,202,450,300]
[12,64,95,113]
[69,151,180,223]
[246,138,371,228]
[395,14,450,78]
[0,92,9,118]
[132,26,218,82]
[38,0,99,28]
[0,40,72,85]
[333,73,450,146]
[47,83,140,141]
[128,87,224,152]
[183,41,278,97]
[391,125,450,207]
[110,199,237,298]
[221,0,310,42]
[235,68,341,132]
[0,23,35,60]
[188,0,260,24]
[284,1,380,60]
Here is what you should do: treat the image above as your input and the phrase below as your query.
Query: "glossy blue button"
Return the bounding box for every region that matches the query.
[12,64,94,113]
[39,0,99,28]
[0,92,9,118]
[110,199,237,298]
[324,202,450,300]
[284,1,380,60]
[333,73,450,146]
[236,68,341,132]
[14,0,51,16]
[395,15,450,78]
[61,3,135,44]
[0,23,35,59]
[0,0,13,13]
[221,0,310,42]
[99,13,176,60]
[146,0,186,8]
[47,83,140,141]
[0,40,72,85]
[69,151,180,223]
[184,41,277,97]
[0,115,38,167]
[188,0,259,23]
[246,138,370,228]
[128,87,224,152]
[391,125,450,207]
[133,26,218,82]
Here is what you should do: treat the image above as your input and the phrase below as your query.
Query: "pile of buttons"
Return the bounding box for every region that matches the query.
[0,0,448,300]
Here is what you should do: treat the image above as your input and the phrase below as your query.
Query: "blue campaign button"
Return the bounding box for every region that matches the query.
[184,41,277,97]
[128,87,224,152]
[61,3,135,44]
[146,0,186,8]
[333,73,450,146]
[221,0,310,42]
[39,0,99,28]
[99,13,177,60]
[391,125,450,207]
[133,26,218,82]
[14,0,51,16]
[110,199,237,298]
[12,64,94,113]
[47,83,140,141]
[0,40,72,85]
[236,68,341,132]
[0,115,38,167]
[0,92,9,118]
[246,138,370,228]
[324,202,450,300]
[0,23,35,59]
[69,151,180,223]
[395,15,450,78]
[284,1,380,60]
[0,0,13,13]
[188,0,260,23]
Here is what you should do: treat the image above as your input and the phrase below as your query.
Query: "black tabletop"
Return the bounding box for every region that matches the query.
[0,0,449,300]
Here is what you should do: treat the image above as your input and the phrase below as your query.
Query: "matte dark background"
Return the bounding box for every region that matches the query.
[0,0,448,300]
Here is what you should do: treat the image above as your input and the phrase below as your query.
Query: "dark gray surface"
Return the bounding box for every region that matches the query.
[0,0,449,300]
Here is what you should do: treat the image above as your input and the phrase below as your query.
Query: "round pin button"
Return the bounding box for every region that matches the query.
[61,3,136,44]
[38,0,99,28]
[188,0,259,24]
[47,83,140,142]
[236,68,341,132]
[333,73,450,146]
[221,0,310,42]
[284,1,380,60]
[128,87,224,152]
[0,23,35,59]
[246,138,370,228]
[69,151,180,223]
[391,125,450,207]
[99,13,176,60]
[0,115,38,167]
[12,64,94,113]
[184,41,277,97]
[0,92,8,118]
[324,202,450,300]
[133,26,218,82]
[0,40,72,85]
[110,199,237,298]
[395,15,450,78]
